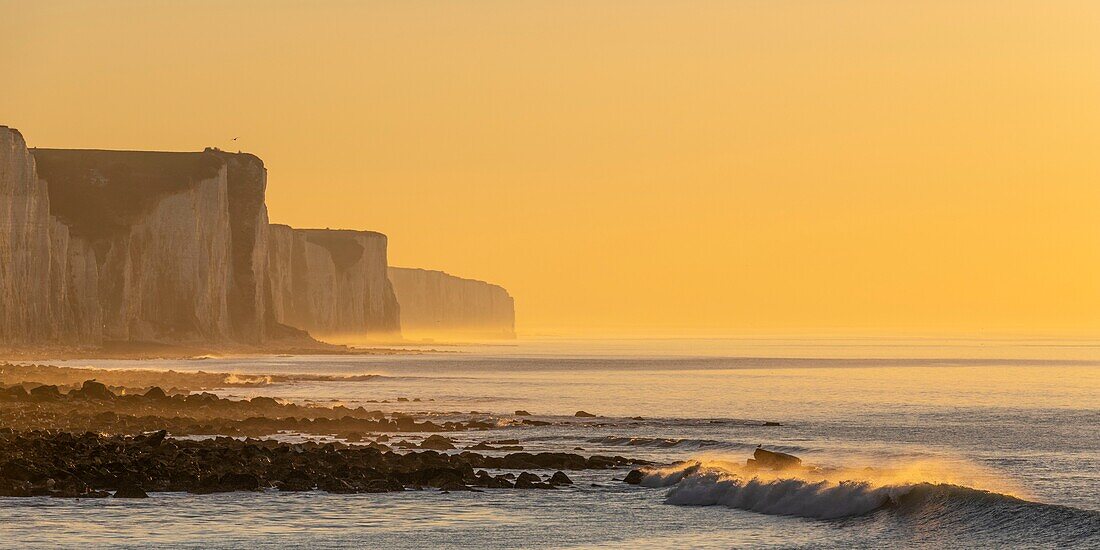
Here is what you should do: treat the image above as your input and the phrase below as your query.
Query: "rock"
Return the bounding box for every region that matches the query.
[249,396,279,407]
[513,472,541,489]
[113,483,148,498]
[419,435,456,450]
[624,469,644,484]
[141,430,168,447]
[77,380,114,400]
[574,411,596,418]
[215,472,262,492]
[514,410,531,416]
[763,421,782,426]
[471,470,513,489]
[751,447,802,470]
[0,419,651,497]
[143,386,168,400]
[29,385,62,401]
[549,471,573,486]
[344,432,363,442]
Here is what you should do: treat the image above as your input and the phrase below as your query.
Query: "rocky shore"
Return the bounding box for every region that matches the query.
[0,429,645,497]
[0,379,501,439]
[0,364,652,499]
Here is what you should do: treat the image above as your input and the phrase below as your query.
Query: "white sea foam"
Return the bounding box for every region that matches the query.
[642,457,1029,519]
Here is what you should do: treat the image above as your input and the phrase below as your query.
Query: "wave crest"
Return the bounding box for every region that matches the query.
[640,457,1034,520]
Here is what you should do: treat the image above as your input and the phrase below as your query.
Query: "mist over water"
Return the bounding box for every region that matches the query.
[6,338,1099,548]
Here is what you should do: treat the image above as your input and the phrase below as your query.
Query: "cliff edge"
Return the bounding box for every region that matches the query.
[388,267,515,339]
[268,225,400,341]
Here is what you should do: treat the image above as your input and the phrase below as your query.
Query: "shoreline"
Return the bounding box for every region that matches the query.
[0,367,647,498]
[0,343,451,362]
[0,430,643,497]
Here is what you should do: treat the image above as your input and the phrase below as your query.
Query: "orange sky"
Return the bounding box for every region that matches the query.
[3,1,1100,335]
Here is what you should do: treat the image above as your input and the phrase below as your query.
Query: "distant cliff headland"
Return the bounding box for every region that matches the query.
[0,125,515,352]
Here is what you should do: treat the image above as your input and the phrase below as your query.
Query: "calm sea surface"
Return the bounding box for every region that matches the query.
[3,338,1098,548]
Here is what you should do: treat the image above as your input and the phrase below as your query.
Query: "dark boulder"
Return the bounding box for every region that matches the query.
[113,483,148,498]
[143,386,168,400]
[513,472,542,489]
[574,411,596,418]
[420,435,455,450]
[624,469,644,484]
[77,380,114,400]
[514,410,532,416]
[29,385,62,401]
[750,447,802,470]
[549,471,573,486]
[250,396,279,407]
[1,385,29,400]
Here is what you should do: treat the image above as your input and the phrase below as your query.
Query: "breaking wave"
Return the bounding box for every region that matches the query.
[639,457,1100,543]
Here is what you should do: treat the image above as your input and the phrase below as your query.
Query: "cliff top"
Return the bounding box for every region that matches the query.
[389,266,512,297]
[270,224,387,240]
[32,148,262,240]
[1,125,25,140]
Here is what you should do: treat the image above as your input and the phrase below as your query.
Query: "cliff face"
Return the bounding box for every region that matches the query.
[267,225,400,340]
[0,127,272,348]
[215,151,270,343]
[2,125,516,349]
[388,267,515,339]
[0,127,54,344]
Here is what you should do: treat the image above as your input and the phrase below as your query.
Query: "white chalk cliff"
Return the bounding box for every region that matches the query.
[0,125,515,348]
[388,267,515,339]
[267,225,400,339]
[0,126,272,347]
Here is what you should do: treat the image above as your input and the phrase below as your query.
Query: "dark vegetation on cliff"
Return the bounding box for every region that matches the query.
[32,149,224,240]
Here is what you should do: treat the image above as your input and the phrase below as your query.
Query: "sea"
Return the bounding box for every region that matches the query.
[2,337,1098,548]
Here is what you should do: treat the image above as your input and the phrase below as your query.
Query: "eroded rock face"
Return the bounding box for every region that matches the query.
[267,225,400,339]
[0,126,272,347]
[1,127,103,345]
[33,149,252,343]
[0,127,53,344]
[3,125,515,348]
[388,267,515,339]
[216,152,270,343]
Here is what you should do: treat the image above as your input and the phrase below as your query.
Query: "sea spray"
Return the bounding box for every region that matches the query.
[640,455,1032,519]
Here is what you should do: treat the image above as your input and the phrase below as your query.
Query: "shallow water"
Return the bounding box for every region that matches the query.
[4,338,1099,548]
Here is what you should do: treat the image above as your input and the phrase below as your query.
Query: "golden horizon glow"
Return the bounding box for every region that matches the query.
[4,1,1100,335]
